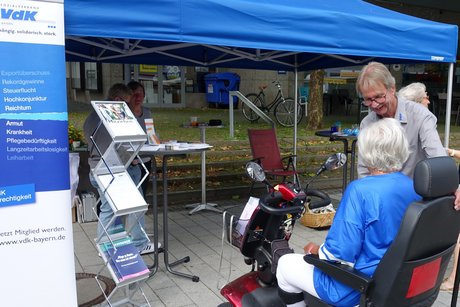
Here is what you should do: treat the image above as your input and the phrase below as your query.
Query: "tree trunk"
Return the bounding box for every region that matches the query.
[307,69,325,130]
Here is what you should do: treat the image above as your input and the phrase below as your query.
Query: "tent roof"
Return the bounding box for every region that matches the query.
[64,0,458,71]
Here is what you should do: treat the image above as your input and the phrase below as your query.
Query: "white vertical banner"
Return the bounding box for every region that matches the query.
[0,0,77,306]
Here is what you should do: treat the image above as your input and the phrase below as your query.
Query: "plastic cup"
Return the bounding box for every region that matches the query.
[190,116,198,126]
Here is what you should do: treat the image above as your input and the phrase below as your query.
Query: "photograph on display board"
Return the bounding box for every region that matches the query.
[91,101,146,139]
[98,103,134,121]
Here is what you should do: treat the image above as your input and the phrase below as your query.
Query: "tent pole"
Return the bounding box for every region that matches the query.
[229,91,234,138]
[444,63,454,148]
[123,39,130,82]
[124,64,130,83]
[293,56,300,187]
[294,67,298,168]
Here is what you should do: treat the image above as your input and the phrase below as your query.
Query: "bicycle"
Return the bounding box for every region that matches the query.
[242,81,304,127]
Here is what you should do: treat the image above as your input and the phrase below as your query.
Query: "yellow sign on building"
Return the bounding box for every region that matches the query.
[339,71,360,78]
[324,77,356,85]
[140,64,158,74]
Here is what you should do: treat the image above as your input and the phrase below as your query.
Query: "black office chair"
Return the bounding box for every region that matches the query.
[304,156,460,307]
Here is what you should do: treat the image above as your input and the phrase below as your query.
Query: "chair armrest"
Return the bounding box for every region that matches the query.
[281,155,297,170]
[303,254,373,293]
[281,154,297,161]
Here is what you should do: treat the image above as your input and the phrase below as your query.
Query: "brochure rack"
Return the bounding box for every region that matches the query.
[89,101,151,307]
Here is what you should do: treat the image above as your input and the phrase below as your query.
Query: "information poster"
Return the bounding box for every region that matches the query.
[0,0,77,306]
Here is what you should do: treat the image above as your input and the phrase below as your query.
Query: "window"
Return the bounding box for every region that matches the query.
[85,62,98,90]
[69,62,102,92]
[70,62,81,89]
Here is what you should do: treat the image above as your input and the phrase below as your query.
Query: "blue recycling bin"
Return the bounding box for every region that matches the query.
[204,72,240,107]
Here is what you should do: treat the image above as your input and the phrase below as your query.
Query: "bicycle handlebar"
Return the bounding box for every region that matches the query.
[272,80,281,88]
[256,81,281,92]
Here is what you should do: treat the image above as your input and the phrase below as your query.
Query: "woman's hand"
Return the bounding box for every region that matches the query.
[303,242,319,255]
[447,148,459,159]
[455,189,460,211]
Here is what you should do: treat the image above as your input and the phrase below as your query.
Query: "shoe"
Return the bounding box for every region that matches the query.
[440,277,454,292]
[140,242,162,255]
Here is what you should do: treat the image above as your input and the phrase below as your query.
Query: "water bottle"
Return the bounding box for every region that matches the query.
[335,121,342,133]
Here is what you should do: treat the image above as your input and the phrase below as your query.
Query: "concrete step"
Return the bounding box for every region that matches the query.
[146,136,355,207]
[149,177,345,207]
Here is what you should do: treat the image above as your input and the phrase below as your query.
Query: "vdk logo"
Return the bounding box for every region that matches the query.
[1,9,37,21]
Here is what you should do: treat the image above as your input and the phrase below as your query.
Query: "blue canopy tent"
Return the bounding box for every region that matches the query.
[64,0,458,146]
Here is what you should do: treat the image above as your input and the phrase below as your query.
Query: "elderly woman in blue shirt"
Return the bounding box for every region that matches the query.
[276,118,421,307]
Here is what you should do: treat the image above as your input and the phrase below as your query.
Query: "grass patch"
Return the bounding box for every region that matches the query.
[67,101,460,152]
[68,103,367,144]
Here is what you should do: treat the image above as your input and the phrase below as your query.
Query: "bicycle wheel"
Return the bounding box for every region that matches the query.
[274,98,304,127]
[242,93,263,122]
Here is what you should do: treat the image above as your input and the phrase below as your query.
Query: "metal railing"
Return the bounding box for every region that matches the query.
[228,91,274,138]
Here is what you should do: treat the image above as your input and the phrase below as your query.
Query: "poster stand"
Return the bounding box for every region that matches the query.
[89,101,151,307]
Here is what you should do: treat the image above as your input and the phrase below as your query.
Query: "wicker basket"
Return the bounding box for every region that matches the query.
[300,205,335,229]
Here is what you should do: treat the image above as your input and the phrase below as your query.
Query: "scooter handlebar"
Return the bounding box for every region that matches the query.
[259,191,305,216]
[306,189,331,210]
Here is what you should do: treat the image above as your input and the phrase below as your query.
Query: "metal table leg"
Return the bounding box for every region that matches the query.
[350,140,357,181]
[334,138,349,191]
[185,127,223,215]
[148,158,160,278]
[162,155,199,282]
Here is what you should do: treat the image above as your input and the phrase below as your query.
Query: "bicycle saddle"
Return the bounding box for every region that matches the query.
[258,85,268,90]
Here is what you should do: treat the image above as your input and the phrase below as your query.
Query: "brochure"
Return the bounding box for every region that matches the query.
[145,118,161,145]
[98,237,150,284]
[99,217,127,242]
[96,171,148,215]
[91,101,147,141]
[231,197,259,249]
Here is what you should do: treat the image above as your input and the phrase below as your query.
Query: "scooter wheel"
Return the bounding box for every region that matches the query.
[217,303,232,307]
[184,256,190,263]
[192,276,200,282]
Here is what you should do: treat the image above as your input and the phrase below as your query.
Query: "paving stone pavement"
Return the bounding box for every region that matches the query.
[73,197,459,307]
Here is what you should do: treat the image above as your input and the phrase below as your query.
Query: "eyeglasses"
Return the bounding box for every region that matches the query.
[361,92,387,106]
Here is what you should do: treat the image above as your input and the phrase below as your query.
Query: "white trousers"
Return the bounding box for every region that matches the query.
[277,253,320,307]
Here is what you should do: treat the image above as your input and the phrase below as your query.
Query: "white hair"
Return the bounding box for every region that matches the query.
[358,118,409,173]
[397,82,426,104]
[356,61,395,95]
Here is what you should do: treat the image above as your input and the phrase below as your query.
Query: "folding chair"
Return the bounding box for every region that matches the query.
[247,128,300,193]
[303,156,460,307]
